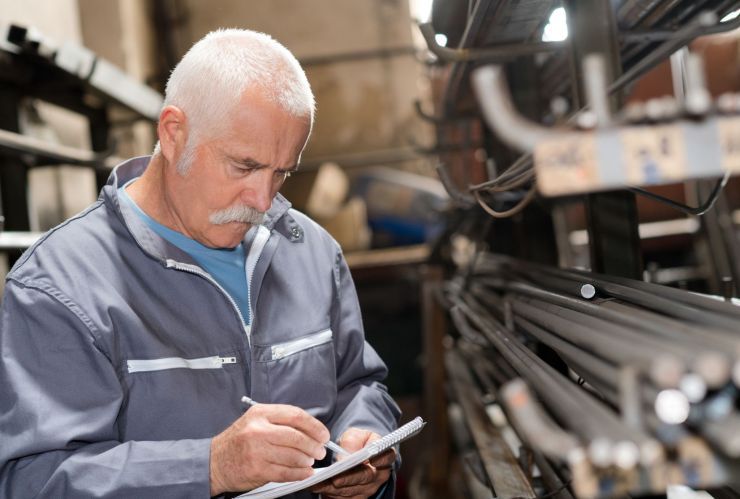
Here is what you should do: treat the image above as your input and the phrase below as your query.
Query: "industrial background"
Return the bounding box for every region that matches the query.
[1,0,740,497]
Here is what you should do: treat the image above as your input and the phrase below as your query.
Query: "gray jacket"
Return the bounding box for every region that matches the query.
[0,156,400,498]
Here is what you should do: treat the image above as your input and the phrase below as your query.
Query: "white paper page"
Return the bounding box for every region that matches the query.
[237,417,425,499]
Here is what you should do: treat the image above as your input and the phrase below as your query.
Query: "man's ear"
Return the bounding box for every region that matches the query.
[157,105,188,163]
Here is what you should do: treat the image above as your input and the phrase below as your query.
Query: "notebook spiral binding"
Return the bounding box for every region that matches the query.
[368,417,426,454]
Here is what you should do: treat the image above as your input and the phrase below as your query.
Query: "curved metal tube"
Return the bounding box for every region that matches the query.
[501,378,582,460]
[471,65,570,152]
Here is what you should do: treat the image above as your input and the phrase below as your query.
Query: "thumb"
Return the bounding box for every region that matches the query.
[339,428,375,453]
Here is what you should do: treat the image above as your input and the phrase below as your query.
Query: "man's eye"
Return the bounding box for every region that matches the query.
[234,163,257,173]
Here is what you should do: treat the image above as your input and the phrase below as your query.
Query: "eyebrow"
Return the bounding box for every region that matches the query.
[231,155,299,173]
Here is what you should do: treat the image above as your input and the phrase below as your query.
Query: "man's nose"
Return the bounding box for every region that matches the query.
[244,171,274,213]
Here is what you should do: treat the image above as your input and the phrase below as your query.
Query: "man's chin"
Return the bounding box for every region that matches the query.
[205,223,251,248]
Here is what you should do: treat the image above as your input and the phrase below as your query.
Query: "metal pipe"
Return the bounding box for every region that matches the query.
[482,272,738,357]
[505,298,686,387]
[457,295,654,448]
[620,9,740,42]
[0,128,120,169]
[609,11,718,96]
[486,255,740,330]
[583,54,612,127]
[471,66,571,152]
[482,251,740,322]
[417,22,567,63]
[684,52,712,115]
[501,378,582,460]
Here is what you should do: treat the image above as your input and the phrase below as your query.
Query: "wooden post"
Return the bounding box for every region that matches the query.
[421,265,450,498]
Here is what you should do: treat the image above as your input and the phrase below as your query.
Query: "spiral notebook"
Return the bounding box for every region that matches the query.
[236,417,426,499]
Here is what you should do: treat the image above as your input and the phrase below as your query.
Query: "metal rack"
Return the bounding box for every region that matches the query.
[417,1,740,497]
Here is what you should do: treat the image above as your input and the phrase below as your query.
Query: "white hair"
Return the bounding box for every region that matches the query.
[153,28,315,167]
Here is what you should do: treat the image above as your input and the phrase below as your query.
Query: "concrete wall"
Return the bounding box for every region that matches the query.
[78,0,158,160]
[176,0,432,168]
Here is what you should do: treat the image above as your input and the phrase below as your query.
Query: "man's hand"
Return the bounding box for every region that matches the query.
[209,403,329,496]
[310,428,396,499]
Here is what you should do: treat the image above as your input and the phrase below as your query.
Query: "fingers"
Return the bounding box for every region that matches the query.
[332,464,377,488]
[338,428,375,453]
[369,448,396,468]
[258,403,330,444]
[263,444,317,468]
[260,463,315,484]
[209,403,331,495]
[265,424,326,460]
[311,463,392,498]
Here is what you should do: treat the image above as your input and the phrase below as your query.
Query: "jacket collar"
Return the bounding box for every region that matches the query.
[101,155,299,264]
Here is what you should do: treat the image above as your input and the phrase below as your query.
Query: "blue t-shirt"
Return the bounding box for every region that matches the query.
[118,183,250,324]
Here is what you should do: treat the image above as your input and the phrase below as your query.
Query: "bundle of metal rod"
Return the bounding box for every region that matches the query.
[451,293,660,466]
[475,254,740,386]
[443,253,740,494]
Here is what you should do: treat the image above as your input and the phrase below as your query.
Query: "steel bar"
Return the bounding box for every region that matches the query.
[507,292,700,366]
[505,297,685,384]
[446,349,537,498]
[512,314,660,405]
[500,378,582,460]
[454,297,616,443]
[456,295,654,448]
[570,268,740,321]
[418,22,566,63]
[531,451,575,499]
[702,414,740,457]
[617,0,666,29]
[479,276,737,370]
[0,128,120,169]
[620,6,740,41]
[482,254,740,330]
[609,11,719,96]
[472,65,570,152]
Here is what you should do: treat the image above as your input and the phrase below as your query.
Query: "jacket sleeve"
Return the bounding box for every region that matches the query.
[327,252,401,438]
[325,252,402,498]
[0,279,211,499]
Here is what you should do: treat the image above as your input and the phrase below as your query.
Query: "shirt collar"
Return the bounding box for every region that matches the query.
[101,155,295,263]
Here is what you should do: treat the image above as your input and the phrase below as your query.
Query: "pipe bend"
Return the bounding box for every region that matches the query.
[472,65,570,152]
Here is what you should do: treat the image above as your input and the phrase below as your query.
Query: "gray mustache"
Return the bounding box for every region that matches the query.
[209,205,265,225]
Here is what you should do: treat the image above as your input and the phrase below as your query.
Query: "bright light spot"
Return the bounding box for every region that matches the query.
[679,373,706,403]
[434,33,448,47]
[542,7,568,42]
[655,389,690,425]
[721,8,740,22]
[410,0,434,23]
[612,441,639,470]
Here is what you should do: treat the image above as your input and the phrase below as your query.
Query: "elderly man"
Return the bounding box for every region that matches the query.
[0,29,400,498]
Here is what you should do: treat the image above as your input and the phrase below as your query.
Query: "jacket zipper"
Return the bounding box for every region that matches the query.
[166,259,250,343]
[165,225,272,348]
[271,329,333,360]
[244,225,271,341]
[127,355,237,373]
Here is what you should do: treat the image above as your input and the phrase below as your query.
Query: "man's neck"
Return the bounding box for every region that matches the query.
[126,155,191,239]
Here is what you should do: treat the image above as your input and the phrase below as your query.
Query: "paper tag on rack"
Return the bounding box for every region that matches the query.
[718,116,740,173]
[621,125,687,185]
[534,133,599,196]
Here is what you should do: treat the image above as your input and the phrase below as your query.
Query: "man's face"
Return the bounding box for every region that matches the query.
[165,90,311,248]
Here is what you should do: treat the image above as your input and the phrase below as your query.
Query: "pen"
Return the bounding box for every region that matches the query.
[241,396,350,456]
